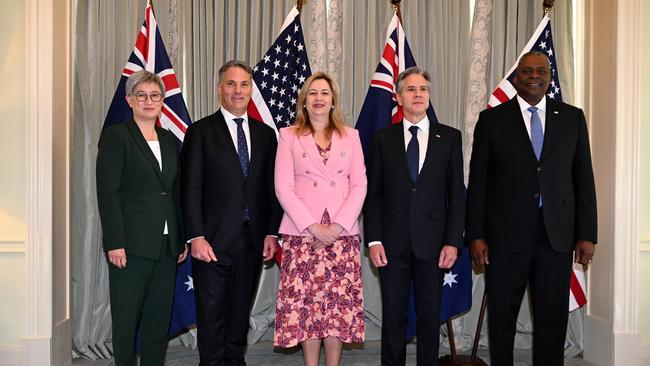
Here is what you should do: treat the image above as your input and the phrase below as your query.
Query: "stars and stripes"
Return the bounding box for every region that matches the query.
[102,0,196,336]
[487,15,562,108]
[247,6,312,134]
[486,15,587,312]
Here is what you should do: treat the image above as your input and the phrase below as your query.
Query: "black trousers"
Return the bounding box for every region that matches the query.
[108,235,177,366]
[486,210,573,366]
[193,224,263,366]
[379,249,443,366]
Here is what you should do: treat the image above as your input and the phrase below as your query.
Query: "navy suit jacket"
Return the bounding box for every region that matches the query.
[466,97,597,252]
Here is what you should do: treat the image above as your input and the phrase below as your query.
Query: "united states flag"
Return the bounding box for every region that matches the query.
[355,13,471,339]
[487,15,587,312]
[102,0,196,336]
[488,15,562,107]
[246,6,311,264]
[247,6,312,134]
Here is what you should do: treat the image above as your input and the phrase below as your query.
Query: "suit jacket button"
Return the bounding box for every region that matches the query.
[412,188,417,192]
[330,181,336,187]
[160,191,167,196]
[534,193,540,198]
[536,166,542,172]
[314,182,318,187]
[305,170,311,174]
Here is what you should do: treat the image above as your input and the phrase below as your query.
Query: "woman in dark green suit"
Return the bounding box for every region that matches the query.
[96,70,188,366]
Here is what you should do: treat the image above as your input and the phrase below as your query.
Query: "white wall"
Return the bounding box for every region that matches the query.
[0,0,27,349]
[637,0,650,349]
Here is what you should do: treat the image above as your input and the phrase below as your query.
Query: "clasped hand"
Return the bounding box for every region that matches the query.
[308,223,344,250]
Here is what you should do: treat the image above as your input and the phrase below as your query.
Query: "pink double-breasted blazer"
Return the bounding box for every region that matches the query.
[275,125,367,236]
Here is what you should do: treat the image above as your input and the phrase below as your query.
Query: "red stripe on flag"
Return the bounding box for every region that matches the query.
[161,74,180,91]
[570,271,587,307]
[370,80,394,90]
[492,87,510,104]
[135,32,147,60]
[161,106,187,133]
[247,102,263,123]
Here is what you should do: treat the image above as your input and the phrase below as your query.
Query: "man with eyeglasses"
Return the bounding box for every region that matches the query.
[181,60,282,366]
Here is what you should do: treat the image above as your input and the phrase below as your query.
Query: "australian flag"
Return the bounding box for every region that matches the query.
[102,0,196,337]
[246,6,312,264]
[355,12,472,340]
[487,15,587,312]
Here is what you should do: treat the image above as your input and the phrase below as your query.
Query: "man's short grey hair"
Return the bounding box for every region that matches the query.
[517,50,551,69]
[218,60,253,82]
[125,70,165,96]
[395,67,431,95]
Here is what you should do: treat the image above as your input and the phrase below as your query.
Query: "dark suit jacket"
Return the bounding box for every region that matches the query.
[363,121,465,259]
[181,110,282,254]
[96,119,184,259]
[466,97,597,252]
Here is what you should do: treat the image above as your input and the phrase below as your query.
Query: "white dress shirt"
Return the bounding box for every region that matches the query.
[516,95,546,138]
[402,115,430,173]
[147,140,168,235]
[221,107,251,160]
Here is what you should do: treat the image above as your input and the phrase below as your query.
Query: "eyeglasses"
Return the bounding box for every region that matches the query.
[132,92,163,102]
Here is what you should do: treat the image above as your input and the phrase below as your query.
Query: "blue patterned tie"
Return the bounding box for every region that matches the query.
[233,118,249,177]
[528,107,543,207]
[406,125,419,183]
[234,118,249,220]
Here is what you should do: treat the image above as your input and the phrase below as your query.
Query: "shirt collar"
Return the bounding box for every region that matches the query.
[220,107,249,124]
[403,115,430,134]
[516,95,546,114]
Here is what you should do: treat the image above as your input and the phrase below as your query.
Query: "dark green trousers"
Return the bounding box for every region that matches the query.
[108,237,177,366]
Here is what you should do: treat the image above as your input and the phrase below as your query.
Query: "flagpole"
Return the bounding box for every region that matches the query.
[391,0,402,22]
[297,0,306,12]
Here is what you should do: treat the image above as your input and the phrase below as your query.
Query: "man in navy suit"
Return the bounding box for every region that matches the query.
[181,60,282,366]
[466,51,597,366]
[364,67,465,366]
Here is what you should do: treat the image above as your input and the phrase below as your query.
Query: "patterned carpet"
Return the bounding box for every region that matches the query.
[72,341,593,365]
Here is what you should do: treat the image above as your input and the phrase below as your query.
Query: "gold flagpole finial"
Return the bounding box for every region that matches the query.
[543,0,555,15]
[297,0,306,12]
[391,0,402,22]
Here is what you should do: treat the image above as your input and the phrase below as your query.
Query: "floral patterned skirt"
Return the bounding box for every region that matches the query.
[274,216,365,347]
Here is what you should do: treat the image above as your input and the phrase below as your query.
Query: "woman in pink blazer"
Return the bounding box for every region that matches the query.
[273,72,367,366]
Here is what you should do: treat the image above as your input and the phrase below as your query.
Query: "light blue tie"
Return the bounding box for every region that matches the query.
[234,118,249,220]
[528,106,543,207]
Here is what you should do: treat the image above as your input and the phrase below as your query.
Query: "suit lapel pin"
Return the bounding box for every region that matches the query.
[553,110,559,115]
[435,134,441,138]
[341,152,346,157]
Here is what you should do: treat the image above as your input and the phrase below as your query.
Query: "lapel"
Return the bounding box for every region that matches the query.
[298,132,330,178]
[539,97,559,162]
[247,118,264,177]
[126,119,166,188]
[505,98,538,163]
[389,122,412,183]
[418,122,441,181]
[211,110,246,180]
[157,128,177,187]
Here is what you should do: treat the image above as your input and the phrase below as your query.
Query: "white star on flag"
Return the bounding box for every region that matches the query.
[443,271,459,288]
[184,275,194,291]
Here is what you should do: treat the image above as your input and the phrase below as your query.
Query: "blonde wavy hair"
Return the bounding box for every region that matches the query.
[291,72,346,137]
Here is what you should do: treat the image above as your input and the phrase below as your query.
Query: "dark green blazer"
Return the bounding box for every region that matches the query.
[96,119,183,260]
